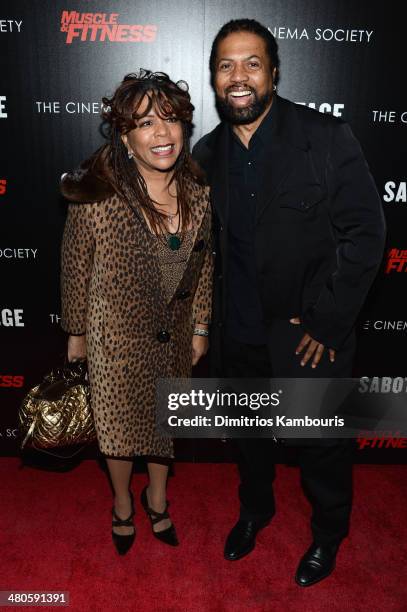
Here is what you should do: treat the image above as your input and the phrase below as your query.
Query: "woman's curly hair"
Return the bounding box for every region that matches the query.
[101,70,202,235]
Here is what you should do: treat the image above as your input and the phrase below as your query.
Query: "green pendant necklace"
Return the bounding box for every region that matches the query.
[166,209,182,250]
[168,234,181,250]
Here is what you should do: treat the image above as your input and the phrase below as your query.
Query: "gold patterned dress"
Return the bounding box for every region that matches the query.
[155,230,195,301]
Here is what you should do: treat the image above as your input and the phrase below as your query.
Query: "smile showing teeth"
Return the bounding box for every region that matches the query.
[151,144,174,152]
[230,90,252,97]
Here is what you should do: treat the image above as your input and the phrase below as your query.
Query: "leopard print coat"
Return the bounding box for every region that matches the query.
[60,151,212,458]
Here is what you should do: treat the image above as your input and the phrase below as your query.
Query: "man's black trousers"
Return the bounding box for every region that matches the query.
[221,318,356,547]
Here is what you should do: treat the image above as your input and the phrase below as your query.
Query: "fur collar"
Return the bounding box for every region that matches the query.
[60,145,116,202]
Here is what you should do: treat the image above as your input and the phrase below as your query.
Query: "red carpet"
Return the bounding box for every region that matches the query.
[0,459,406,612]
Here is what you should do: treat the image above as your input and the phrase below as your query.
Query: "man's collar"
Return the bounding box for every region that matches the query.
[255,100,274,142]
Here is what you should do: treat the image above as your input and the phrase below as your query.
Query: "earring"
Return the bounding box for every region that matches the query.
[273,84,277,92]
[127,149,134,159]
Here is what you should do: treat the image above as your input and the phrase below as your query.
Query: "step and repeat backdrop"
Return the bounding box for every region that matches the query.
[0,0,405,461]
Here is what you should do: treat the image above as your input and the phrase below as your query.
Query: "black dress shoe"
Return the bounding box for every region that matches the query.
[295,542,339,587]
[140,486,179,547]
[224,519,270,561]
[112,491,136,556]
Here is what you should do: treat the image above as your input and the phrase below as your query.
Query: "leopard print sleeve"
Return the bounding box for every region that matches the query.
[61,202,95,335]
[192,198,214,326]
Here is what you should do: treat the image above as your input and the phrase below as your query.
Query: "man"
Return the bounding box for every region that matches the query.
[192,19,385,586]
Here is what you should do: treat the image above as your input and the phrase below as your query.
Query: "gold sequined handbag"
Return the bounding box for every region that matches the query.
[19,359,96,454]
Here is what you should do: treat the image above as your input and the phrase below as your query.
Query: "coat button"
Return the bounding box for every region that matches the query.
[193,239,205,251]
[157,330,170,343]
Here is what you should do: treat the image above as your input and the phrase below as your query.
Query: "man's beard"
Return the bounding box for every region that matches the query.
[215,88,273,125]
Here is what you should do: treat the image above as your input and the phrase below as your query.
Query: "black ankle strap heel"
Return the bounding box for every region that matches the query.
[140,486,179,547]
[111,491,136,555]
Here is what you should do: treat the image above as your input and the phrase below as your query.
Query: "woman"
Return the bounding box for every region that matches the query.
[60,71,212,555]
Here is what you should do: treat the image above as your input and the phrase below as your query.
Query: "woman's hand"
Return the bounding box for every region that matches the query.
[67,334,87,362]
[192,327,209,366]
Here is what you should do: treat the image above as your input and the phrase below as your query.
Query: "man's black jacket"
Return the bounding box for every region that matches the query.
[192,95,386,351]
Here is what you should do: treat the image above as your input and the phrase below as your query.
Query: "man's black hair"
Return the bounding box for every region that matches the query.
[209,18,280,87]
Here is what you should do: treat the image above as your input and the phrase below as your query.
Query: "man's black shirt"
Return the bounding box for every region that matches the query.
[225,106,273,345]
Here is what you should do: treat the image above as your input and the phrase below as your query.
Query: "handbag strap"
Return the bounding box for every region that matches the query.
[21,416,38,449]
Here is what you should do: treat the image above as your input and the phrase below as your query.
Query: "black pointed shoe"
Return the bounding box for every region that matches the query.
[111,491,136,556]
[224,518,270,561]
[140,486,179,547]
[295,542,339,587]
